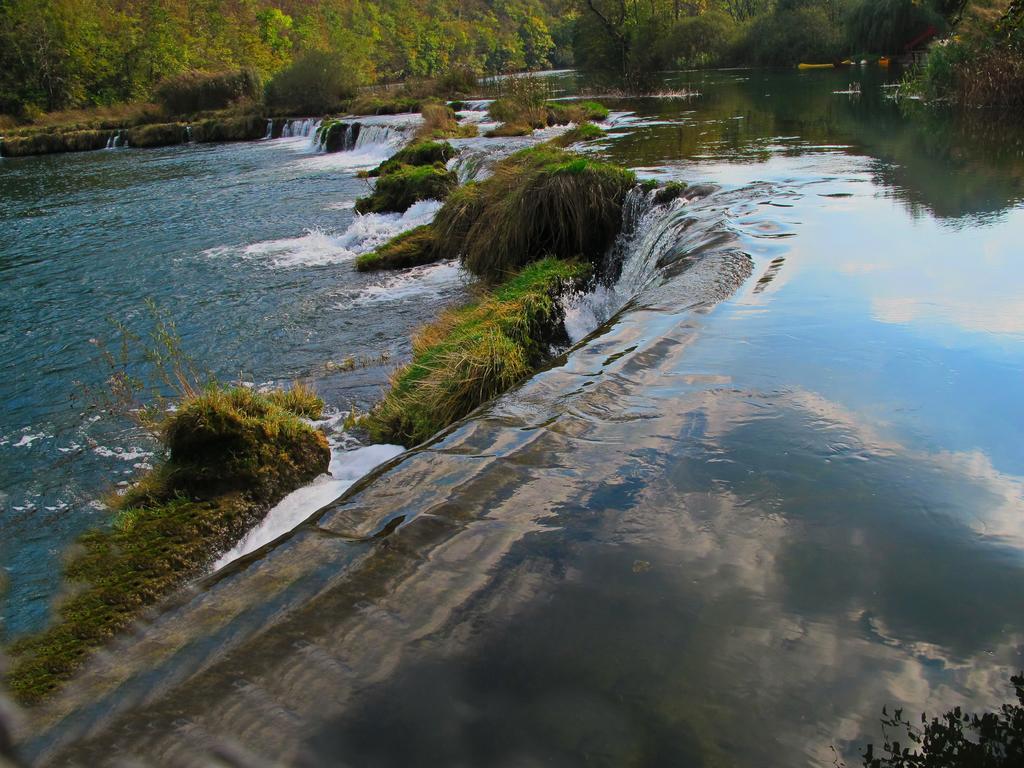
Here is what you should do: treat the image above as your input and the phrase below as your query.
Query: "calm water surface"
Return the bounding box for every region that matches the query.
[5,70,1024,766]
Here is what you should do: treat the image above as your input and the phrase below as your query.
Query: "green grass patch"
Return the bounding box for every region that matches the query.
[368,140,456,177]
[365,258,592,445]
[550,122,606,147]
[484,122,534,137]
[355,163,458,214]
[5,384,330,705]
[430,145,635,280]
[356,225,439,272]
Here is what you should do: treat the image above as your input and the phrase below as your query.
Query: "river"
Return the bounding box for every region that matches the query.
[3,68,1024,765]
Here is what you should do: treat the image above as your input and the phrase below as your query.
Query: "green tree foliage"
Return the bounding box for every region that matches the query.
[846,0,945,55]
[0,0,572,116]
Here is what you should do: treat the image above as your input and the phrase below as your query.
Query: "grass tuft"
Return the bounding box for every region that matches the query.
[356,225,439,271]
[430,145,635,280]
[5,384,329,705]
[367,140,456,177]
[355,163,458,214]
[364,258,591,445]
[550,122,606,147]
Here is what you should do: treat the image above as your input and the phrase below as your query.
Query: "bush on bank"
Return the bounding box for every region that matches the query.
[264,51,358,115]
[364,259,592,445]
[5,384,330,705]
[155,69,261,116]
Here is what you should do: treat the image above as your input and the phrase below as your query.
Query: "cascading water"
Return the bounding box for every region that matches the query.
[561,183,746,343]
[280,117,322,140]
[264,119,273,140]
[104,130,125,149]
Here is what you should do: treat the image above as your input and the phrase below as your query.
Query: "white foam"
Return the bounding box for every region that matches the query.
[206,199,443,268]
[12,432,48,448]
[342,261,465,307]
[213,441,405,569]
[92,445,153,461]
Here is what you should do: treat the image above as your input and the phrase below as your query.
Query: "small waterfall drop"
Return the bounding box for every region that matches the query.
[105,129,125,149]
[264,119,273,140]
[561,184,735,343]
[280,118,323,140]
[185,125,193,143]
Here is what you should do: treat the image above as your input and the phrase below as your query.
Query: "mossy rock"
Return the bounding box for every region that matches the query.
[190,115,266,143]
[0,129,113,157]
[365,258,592,445]
[356,225,439,271]
[653,181,688,206]
[355,164,458,214]
[431,145,636,280]
[316,119,360,152]
[368,140,456,177]
[125,122,188,148]
[6,384,329,705]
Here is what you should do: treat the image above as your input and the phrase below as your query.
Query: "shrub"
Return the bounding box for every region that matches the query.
[348,95,421,115]
[155,69,261,116]
[484,122,534,137]
[431,146,636,279]
[416,102,458,138]
[658,11,739,68]
[437,65,479,95]
[265,51,357,114]
[355,164,459,214]
[742,8,843,67]
[364,259,591,445]
[355,225,439,271]
[845,0,945,55]
[368,140,456,177]
[6,384,329,704]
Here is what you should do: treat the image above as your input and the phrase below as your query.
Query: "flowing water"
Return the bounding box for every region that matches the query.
[4,69,1024,766]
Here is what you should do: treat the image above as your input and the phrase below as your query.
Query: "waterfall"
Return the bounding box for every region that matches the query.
[105,129,125,149]
[185,125,193,143]
[459,99,493,112]
[561,183,734,343]
[280,118,323,140]
[264,119,273,140]
[351,124,409,151]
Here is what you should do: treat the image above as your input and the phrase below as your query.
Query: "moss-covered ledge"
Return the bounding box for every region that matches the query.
[364,259,591,445]
[5,384,330,705]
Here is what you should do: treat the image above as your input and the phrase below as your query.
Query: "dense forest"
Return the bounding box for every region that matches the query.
[0,0,575,114]
[0,0,1019,116]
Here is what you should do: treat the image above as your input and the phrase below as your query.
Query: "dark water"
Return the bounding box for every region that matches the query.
[7,69,1024,766]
